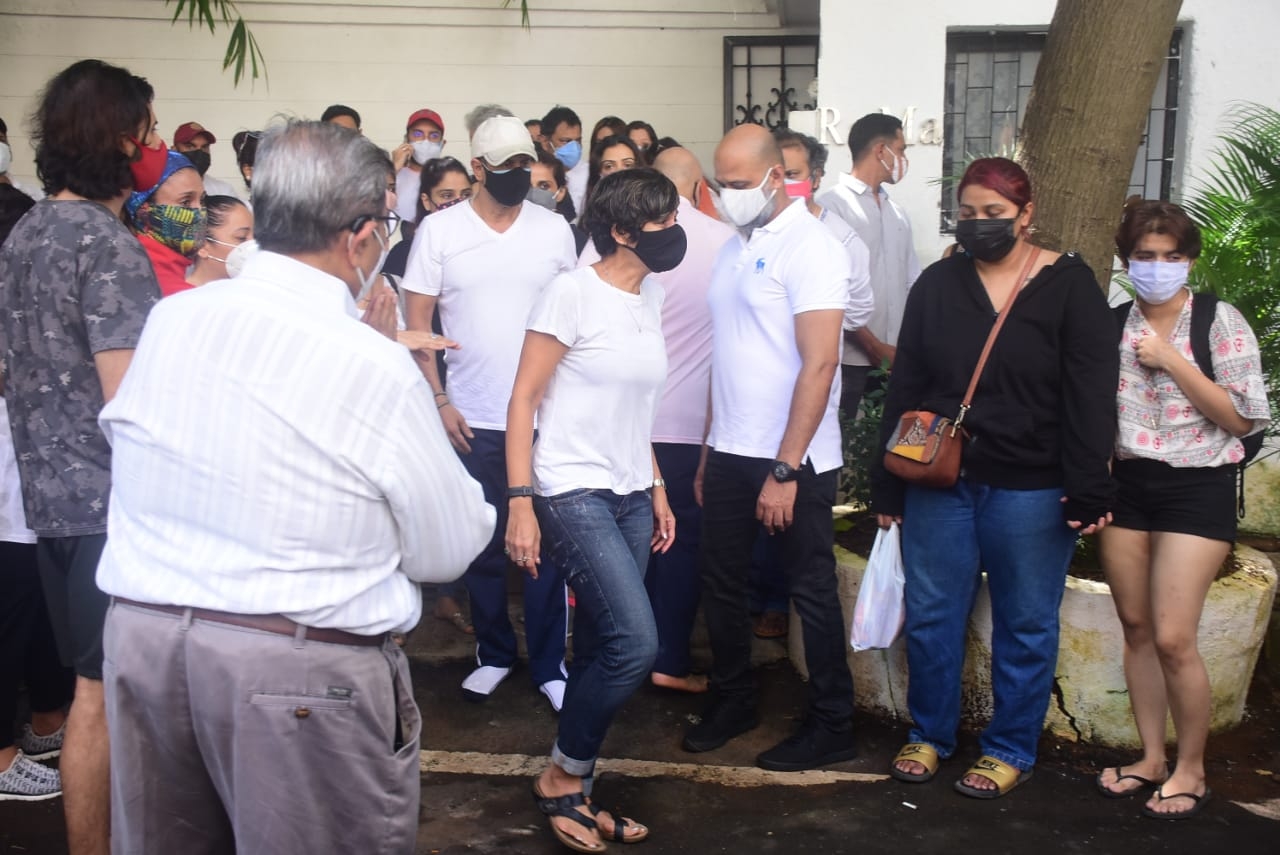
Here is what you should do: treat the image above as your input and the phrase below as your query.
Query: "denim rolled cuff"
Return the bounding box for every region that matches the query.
[551,741,596,778]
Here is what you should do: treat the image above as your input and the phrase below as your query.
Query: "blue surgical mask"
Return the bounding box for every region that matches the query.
[554,139,582,170]
[1128,260,1190,305]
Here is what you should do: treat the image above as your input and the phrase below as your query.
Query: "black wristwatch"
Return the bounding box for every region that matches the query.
[771,460,798,483]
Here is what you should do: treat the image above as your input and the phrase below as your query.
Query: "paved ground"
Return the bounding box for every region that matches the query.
[5,586,1278,854]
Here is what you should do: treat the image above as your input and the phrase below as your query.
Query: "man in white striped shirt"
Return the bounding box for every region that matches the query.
[95,121,495,855]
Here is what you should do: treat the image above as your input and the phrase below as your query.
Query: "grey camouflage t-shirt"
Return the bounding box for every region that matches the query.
[0,200,160,536]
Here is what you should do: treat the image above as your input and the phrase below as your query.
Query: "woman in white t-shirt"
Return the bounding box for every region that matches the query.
[505,168,684,853]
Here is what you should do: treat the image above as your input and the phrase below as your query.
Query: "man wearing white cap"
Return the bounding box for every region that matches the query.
[402,116,577,711]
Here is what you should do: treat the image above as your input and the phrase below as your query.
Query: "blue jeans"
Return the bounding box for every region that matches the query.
[535,488,657,777]
[458,429,567,686]
[646,443,702,677]
[901,481,1077,771]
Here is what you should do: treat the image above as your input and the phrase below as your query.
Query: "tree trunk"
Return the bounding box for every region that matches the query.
[1019,0,1182,290]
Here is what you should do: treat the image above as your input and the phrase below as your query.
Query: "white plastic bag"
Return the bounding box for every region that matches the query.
[849,522,905,651]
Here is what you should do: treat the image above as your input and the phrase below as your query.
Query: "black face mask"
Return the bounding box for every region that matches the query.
[483,166,532,208]
[955,216,1020,262]
[183,149,212,176]
[628,224,687,273]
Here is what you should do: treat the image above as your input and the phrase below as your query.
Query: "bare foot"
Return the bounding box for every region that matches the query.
[535,768,604,852]
[895,759,928,777]
[651,672,709,693]
[1144,770,1206,816]
[960,771,998,792]
[591,805,649,843]
[1097,761,1167,796]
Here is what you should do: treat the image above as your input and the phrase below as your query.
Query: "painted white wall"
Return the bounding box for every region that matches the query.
[0,0,808,195]
[814,0,1280,264]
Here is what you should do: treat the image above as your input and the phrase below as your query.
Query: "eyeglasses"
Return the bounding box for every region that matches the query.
[409,129,443,142]
[348,210,402,237]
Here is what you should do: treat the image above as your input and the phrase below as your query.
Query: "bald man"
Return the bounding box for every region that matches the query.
[683,124,857,771]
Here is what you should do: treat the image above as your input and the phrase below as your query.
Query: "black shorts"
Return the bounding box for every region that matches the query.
[37,533,109,680]
[1110,458,1237,543]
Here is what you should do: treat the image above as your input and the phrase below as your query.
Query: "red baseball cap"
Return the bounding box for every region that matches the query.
[174,122,217,147]
[405,109,445,135]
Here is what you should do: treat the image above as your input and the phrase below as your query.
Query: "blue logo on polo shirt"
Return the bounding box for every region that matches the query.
[754,258,766,274]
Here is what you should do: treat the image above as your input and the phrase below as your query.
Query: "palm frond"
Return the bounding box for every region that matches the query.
[501,0,532,29]
[165,0,266,86]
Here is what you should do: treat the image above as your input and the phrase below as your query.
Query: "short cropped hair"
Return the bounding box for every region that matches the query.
[846,112,903,163]
[252,121,393,255]
[465,104,514,138]
[584,167,679,258]
[33,59,154,200]
[320,104,361,128]
[773,129,827,175]
[1115,197,1202,261]
[540,105,582,137]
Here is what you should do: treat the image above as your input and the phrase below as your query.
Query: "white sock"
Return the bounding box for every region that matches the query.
[462,665,511,697]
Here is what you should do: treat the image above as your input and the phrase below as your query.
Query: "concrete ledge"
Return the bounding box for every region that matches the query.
[789,543,1277,747]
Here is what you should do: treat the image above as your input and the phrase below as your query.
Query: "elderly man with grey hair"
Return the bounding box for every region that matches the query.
[95,121,495,854]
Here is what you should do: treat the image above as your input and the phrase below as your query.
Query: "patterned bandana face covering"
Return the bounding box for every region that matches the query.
[135,202,207,258]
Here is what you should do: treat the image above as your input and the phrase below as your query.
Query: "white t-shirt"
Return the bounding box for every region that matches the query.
[401,199,576,430]
[0,404,36,544]
[394,166,421,224]
[707,199,850,474]
[528,267,667,496]
[577,199,734,445]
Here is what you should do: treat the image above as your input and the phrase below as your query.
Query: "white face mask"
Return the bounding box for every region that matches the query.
[717,170,776,231]
[0,141,11,175]
[351,226,390,295]
[411,140,443,165]
[224,239,259,278]
[1128,260,1190,305]
[879,148,908,184]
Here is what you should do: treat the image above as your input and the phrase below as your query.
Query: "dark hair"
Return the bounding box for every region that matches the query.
[651,136,682,158]
[415,156,472,223]
[846,112,903,163]
[957,157,1032,210]
[204,194,249,232]
[33,59,154,200]
[536,149,567,188]
[626,120,659,163]
[320,104,361,127]
[584,167,679,258]
[525,118,541,131]
[590,115,628,145]
[540,105,581,138]
[586,135,643,207]
[1115,197,1202,261]
[0,116,7,136]
[232,130,262,188]
[0,184,36,246]
[773,128,827,175]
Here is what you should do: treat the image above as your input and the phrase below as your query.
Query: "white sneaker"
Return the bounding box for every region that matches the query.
[20,722,64,761]
[0,752,62,802]
[461,665,512,702]
[539,679,567,713]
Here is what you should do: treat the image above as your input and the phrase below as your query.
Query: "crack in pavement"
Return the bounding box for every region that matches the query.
[420,750,888,788]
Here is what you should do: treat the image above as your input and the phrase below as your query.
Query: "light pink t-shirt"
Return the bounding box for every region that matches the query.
[579,197,734,444]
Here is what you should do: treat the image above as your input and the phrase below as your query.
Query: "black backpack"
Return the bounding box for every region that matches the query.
[1113,294,1264,517]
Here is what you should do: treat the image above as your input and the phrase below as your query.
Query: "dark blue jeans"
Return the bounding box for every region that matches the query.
[536,488,657,777]
[645,443,702,677]
[699,450,853,730]
[901,480,1078,771]
[458,429,567,686]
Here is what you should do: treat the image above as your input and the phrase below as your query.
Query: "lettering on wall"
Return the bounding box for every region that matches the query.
[790,105,942,147]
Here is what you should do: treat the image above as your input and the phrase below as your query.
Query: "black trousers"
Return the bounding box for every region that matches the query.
[0,540,74,749]
[698,450,854,731]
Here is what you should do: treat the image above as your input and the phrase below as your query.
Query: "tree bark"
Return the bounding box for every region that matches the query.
[1019,0,1182,290]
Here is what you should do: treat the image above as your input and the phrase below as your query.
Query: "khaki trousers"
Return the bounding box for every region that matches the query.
[103,600,421,855]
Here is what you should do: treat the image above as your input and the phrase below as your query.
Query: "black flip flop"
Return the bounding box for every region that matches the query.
[1096,767,1162,799]
[589,802,650,844]
[532,781,606,852]
[1141,787,1212,820]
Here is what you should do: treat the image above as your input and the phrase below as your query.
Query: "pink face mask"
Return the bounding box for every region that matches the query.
[784,179,813,200]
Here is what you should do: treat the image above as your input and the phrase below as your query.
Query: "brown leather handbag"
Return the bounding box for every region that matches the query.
[883,248,1041,489]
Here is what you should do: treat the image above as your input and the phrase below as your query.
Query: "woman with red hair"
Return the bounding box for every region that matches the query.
[869,157,1118,799]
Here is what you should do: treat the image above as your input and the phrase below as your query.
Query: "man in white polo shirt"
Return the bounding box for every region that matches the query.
[682,123,856,772]
[402,116,577,711]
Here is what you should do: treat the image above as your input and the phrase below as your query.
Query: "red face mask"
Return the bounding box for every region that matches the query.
[129,136,169,193]
[784,179,813,201]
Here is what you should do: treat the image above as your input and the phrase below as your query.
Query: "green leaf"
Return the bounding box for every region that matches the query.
[166,0,266,86]
[501,0,532,29]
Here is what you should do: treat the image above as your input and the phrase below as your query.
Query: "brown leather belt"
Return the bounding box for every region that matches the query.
[114,598,386,648]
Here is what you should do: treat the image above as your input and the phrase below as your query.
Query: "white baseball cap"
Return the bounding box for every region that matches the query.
[471,116,536,167]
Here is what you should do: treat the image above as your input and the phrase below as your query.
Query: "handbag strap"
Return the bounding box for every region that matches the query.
[954,246,1042,428]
